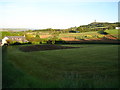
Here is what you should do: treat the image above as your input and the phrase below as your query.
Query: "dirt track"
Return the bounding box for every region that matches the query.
[19,45,80,52]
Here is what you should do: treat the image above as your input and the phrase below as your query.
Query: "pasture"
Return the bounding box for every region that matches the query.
[2,44,119,88]
[105,29,120,39]
[59,29,119,40]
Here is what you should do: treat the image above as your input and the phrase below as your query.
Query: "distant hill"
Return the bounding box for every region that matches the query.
[81,22,119,28]
[0,22,119,32]
[68,22,120,32]
[0,28,30,31]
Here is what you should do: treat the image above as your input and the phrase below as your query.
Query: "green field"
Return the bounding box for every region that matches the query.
[59,31,100,38]
[2,44,119,88]
[59,29,119,39]
[105,29,120,39]
[105,29,119,35]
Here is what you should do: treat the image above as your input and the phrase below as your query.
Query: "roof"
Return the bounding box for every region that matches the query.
[5,36,26,39]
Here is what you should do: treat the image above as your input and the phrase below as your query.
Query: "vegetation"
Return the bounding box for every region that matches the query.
[1,22,119,43]
[1,31,24,39]
[97,30,108,35]
[105,29,119,35]
[2,44,119,88]
[1,22,120,88]
[105,29,120,39]
[69,22,119,32]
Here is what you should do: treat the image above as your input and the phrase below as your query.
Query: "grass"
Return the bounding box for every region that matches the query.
[2,44,120,88]
[59,31,107,40]
[59,29,120,40]
[59,31,99,38]
[105,29,119,35]
[105,29,120,39]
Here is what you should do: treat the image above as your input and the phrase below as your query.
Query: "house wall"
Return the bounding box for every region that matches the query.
[1,37,8,46]
[1,36,29,46]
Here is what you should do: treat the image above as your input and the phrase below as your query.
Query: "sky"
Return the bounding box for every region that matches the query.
[0,0,119,29]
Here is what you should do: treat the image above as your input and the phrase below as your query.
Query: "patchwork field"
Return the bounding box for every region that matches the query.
[105,29,120,39]
[59,29,119,41]
[26,29,119,42]
[2,44,119,88]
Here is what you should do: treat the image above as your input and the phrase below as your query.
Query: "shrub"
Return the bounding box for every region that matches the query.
[32,42,40,44]
[36,35,40,38]
[98,30,108,35]
[11,42,22,45]
[26,42,32,44]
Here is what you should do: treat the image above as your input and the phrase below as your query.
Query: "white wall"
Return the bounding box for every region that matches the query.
[1,37,9,46]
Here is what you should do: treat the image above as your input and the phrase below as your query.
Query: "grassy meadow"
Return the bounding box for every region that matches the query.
[2,44,119,88]
[59,29,120,40]
[105,29,120,39]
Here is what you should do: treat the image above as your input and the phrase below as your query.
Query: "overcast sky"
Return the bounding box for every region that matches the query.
[0,0,119,29]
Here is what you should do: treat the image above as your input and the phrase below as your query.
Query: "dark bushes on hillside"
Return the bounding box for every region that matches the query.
[97,30,108,35]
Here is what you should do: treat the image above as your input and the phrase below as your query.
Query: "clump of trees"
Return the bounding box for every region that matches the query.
[1,31,24,39]
[97,30,108,35]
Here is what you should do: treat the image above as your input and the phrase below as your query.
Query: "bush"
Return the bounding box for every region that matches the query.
[98,30,108,35]
[32,42,40,44]
[55,41,66,44]
[11,42,22,45]
[26,42,32,44]
[75,36,85,40]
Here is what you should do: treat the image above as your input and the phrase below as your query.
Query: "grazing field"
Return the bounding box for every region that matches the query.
[105,29,120,39]
[105,29,119,35]
[2,44,119,88]
[59,31,101,38]
[59,30,119,41]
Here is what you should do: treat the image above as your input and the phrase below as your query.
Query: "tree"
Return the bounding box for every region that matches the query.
[36,34,40,38]
[97,30,108,35]
[48,30,61,44]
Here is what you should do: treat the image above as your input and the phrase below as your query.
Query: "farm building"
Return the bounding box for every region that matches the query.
[1,36,28,46]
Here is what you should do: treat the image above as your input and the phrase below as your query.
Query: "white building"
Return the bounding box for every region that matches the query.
[1,36,28,46]
[1,37,8,46]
